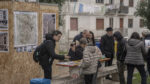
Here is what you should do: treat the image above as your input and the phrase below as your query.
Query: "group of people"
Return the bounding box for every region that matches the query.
[36,27,150,84]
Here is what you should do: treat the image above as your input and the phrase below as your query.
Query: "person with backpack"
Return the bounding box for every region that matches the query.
[33,30,70,79]
[125,32,147,84]
[113,31,127,84]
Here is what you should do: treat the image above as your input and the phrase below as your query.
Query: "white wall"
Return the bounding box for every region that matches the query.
[63,0,146,39]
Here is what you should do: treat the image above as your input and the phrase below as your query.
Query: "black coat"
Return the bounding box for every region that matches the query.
[116,39,127,61]
[73,32,83,42]
[68,45,84,61]
[39,37,65,66]
[100,34,114,58]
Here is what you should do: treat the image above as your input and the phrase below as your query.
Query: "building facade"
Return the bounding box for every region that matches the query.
[61,0,146,40]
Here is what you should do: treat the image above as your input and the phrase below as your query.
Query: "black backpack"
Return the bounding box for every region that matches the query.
[33,43,45,63]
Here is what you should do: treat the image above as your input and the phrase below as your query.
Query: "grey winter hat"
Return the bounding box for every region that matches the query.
[79,38,87,45]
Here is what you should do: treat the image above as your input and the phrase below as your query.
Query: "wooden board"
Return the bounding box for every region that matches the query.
[0,1,59,84]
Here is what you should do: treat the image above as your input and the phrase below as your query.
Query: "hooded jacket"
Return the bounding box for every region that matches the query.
[125,39,146,65]
[81,46,102,74]
[39,35,65,65]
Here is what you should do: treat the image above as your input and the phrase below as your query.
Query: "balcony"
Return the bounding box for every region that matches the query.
[105,4,129,15]
[118,5,129,15]
[105,4,118,15]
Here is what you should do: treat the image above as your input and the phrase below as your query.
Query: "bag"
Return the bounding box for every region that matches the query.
[33,43,44,63]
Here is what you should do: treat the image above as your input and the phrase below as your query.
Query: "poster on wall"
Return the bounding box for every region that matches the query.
[0,9,8,30]
[14,11,38,47]
[0,32,9,52]
[42,13,56,39]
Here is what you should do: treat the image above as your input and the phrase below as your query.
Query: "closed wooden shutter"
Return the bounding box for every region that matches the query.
[96,19,104,30]
[129,0,133,7]
[70,18,78,31]
[120,18,124,29]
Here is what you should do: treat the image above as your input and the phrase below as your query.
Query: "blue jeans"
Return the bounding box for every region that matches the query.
[127,64,147,84]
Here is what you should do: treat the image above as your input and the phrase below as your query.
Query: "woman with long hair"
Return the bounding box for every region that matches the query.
[125,32,147,84]
[87,31,95,46]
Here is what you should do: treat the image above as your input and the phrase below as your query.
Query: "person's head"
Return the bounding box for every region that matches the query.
[88,31,95,46]
[82,30,89,38]
[45,30,62,41]
[106,27,113,37]
[113,31,123,41]
[70,42,76,51]
[79,38,87,48]
[142,29,150,38]
[130,32,141,40]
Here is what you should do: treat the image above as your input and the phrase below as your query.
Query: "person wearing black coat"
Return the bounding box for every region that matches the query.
[73,30,89,45]
[113,31,127,84]
[68,38,87,61]
[39,30,70,79]
[100,27,114,80]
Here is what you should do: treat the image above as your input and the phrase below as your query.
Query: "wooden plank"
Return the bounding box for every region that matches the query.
[0,1,59,84]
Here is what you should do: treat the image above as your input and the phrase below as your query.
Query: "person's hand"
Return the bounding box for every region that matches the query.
[71,73,79,79]
[65,56,70,59]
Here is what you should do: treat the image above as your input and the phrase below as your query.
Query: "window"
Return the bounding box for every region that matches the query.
[4,36,6,44]
[140,19,144,28]
[128,19,133,28]
[129,0,133,7]
[96,0,104,3]
[70,0,77,2]
[120,0,124,5]
[70,18,78,31]
[109,18,113,28]
[120,18,124,29]
[96,19,104,30]
[110,0,113,4]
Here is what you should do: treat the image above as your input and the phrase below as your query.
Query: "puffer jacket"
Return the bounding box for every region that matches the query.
[125,39,146,65]
[81,46,102,75]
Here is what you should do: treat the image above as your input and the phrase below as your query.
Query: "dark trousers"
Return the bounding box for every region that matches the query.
[147,59,150,75]
[117,61,125,84]
[105,57,113,78]
[105,58,113,67]
[127,64,147,84]
[41,64,52,79]
[84,74,94,84]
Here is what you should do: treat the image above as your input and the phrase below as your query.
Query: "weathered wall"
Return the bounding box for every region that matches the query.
[0,1,60,84]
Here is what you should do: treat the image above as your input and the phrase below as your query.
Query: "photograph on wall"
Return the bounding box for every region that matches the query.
[0,32,9,52]
[14,11,38,47]
[0,9,8,30]
[42,13,56,39]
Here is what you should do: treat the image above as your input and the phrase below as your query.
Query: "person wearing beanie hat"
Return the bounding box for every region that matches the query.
[100,27,114,80]
[142,29,150,76]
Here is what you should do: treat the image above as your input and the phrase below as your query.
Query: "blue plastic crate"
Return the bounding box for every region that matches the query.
[30,78,51,84]
[96,42,100,48]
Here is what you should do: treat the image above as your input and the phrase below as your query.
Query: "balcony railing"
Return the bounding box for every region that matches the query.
[118,5,129,15]
[105,4,129,15]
